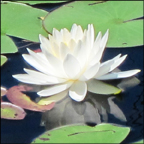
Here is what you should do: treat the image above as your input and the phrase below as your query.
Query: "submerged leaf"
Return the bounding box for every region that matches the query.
[1,102,26,120]
[32,123,130,143]
[6,86,55,112]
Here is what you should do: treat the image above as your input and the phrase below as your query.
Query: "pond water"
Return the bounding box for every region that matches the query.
[1,2,143,144]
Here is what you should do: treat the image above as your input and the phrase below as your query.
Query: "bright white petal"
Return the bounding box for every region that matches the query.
[69,81,87,102]
[96,69,141,80]
[75,25,84,41]
[24,68,66,84]
[37,82,73,97]
[13,74,49,85]
[59,42,69,59]
[39,34,52,54]
[52,28,62,44]
[82,62,100,80]
[110,55,127,71]
[22,54,53,75]
[63,54,81,79]
[71,23,78,39]
[37,90,68,105]
[62,28,71,43]
[95,54,122,78]
[68,39,76,52]
[93,30,109,62]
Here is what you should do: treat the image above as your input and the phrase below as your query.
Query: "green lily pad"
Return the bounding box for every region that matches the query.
[1,102,26,120]
[87,79,121,95]
[1,1,48,42]
[16,1,68,5]
[1,34,18,54]
[32,123,130,143]
[43,1,143,47]
[1,55,7,66]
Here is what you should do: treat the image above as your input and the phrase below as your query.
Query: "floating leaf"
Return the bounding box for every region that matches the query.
[1,34,18,54]
[6,86,55,112]
[32,123,130,143]
[1,1,48,42]
[1,102,26,120]
[43,1,143,47]
[16,1,68,5]
[1,55,7,66]
[87,79,121,95]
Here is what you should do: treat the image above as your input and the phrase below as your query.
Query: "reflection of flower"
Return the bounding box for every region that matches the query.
[13,24,140,102]
[41,93,126,130]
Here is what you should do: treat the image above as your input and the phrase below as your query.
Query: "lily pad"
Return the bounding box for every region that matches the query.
[6,86,55,112]
[43,1,143,47]
[1,34,18,54]
[16,1,68,5]
[87,79,121,95]
[32,123,130,143]
[1,55,7,66]
[1,102,26,120]
[1,1,48,42]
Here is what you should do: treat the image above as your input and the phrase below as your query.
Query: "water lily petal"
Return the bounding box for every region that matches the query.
[52,28,63,44]
[37,82,73,97]
[27,48,66,78]
[71,23,78,39]
[82,62,100,80]
[60,42,69,59]
[63,54,81,79]
[62,28,71,43]
[69,81,87,102]
[97,69,141,80]
[37,90,68,105]
[110,55,127,72]
[94,30,109,62]
[22,54,53,75]
[39,34,52,54]
[24,68,66,83]
[13,74,51,85]
[95,54,122,78]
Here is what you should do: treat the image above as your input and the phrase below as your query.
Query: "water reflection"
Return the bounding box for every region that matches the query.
[40,76,140,131]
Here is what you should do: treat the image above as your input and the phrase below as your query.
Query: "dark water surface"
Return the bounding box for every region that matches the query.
[1,2,143,144]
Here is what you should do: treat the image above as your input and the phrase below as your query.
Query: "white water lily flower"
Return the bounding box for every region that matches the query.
[13,24,140,102]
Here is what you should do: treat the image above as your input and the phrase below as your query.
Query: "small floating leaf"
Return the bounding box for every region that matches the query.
[1,102,26,120]
[6,86,55,112]
[1,35,18,54]
[32,123,130,143]
[1,55,7,66]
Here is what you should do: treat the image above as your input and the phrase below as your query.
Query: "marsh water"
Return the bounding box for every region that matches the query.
[1,2,143,144]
